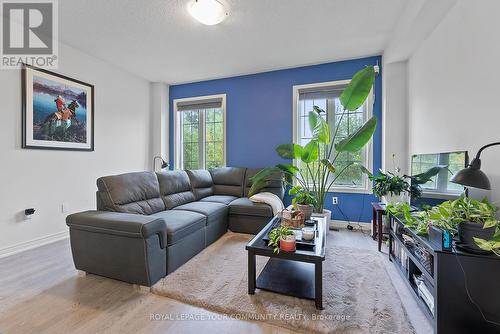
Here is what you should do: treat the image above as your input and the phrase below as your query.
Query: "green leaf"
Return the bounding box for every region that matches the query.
[308,110,329,143]
[493,228,500,241]
[412,165,447,185]
[288,185,302,195]
[248,178,267,197]
[250,167,281,182]
[439,206,450,219]
[301,140,318,163]
[276,163,299,175]
[248,167,281,196]
[276,144,303,159]
[483,219,498,229]
[320,159,335,173]
[474,237,494,251]
[275,164,298,185]
[335,116,377,152]
[339,66,375,111]
[352,162,373,178]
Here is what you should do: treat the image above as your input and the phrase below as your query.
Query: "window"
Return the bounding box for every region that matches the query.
[410,151,467,195]
[293,80,373,193]
[174,94,226,170]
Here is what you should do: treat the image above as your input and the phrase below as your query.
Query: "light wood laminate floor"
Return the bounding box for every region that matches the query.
[0,229,431,334]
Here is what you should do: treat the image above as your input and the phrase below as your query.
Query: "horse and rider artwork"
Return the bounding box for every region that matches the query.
[22,65,94,151]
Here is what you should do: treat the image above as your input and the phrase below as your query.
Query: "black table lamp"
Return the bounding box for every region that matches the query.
[450,142,500,190]
[153,156,169,171]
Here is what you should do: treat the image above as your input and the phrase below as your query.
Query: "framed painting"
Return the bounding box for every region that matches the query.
[22,64,94,151]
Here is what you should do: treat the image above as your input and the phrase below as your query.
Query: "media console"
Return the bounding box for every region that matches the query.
[388,214,500,334]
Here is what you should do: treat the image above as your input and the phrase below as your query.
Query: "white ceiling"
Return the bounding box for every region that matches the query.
[59,0,409,84]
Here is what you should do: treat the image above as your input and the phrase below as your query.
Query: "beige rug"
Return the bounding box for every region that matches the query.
[152,232,415,334]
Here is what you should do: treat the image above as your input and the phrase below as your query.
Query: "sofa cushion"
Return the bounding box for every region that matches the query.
[244,168,284,199]
[186,169,214,200]
[200,195,239,205]
[229,197,273,217]
[150,210,206,246]
[173,201,228,225]
[96,172,165,215]
[210,167,246,197]
[156,170,196,209]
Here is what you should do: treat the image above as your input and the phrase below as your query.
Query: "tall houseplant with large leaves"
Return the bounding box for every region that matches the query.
[249,66,377,213]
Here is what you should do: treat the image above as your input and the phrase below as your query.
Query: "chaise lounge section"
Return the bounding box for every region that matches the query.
[66,167,283,286]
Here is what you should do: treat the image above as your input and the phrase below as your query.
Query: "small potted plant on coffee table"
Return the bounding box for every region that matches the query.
[268,226,296,253]
[289,186,316,220]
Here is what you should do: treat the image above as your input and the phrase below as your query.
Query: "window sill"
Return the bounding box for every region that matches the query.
[327,187,373,195]
[420,191,462,200]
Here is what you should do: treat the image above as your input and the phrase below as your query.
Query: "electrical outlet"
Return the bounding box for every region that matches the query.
[332,197,338,205]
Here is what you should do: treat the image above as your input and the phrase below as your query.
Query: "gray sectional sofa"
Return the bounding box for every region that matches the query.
[66,167,283,287]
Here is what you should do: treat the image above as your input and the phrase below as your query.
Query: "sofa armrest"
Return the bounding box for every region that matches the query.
[66,210,167,249]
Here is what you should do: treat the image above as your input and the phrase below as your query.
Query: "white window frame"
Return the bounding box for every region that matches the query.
[173,94,227,170]
[292,80,374,194]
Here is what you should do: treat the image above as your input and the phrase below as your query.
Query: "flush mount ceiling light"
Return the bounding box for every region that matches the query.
[188,0,228,26]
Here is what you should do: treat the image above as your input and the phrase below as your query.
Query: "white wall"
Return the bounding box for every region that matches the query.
[382,60,409,174]
[0,42,151,255]
[149,82,169,169]
[408,0,500,203]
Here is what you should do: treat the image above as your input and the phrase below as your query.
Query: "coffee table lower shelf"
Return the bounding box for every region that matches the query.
[248,253,323,310]
[246,215,327,310]
[256,258,315,300]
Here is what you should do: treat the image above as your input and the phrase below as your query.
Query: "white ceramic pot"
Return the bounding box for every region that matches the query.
[312,209,331,221]
[381,193,409,204]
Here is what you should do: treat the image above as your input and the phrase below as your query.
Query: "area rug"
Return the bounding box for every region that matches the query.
[152,232,415,334]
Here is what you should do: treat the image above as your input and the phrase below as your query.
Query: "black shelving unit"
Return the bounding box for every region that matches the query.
[388,215,436,322]
[388,214,500,334]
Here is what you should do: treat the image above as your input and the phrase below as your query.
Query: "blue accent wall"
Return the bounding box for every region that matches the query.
[169,56,382,223]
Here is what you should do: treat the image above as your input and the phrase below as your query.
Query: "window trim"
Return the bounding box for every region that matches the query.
[173,94,227,170]
[292,80,374,194]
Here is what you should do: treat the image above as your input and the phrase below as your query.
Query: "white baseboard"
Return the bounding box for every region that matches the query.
[0,230,69,259]
[329,220,371,232]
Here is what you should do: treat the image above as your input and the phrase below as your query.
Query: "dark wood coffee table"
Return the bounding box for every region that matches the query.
[245,216,327,310]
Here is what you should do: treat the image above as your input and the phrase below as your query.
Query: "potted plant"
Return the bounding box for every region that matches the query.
[449,196,499,253]
[371,154,446,203]
[474,222,500,256]
[248,66,377,219]
[386,202,430,236]
[289,186,316,220]
[390,196,500,255]
[371,170,409,204]
[268,226,296,253]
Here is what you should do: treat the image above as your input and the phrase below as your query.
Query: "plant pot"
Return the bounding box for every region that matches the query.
[381,193,408,204]
[279,235,296,252]
[458,222,496,253]
[296,204,313,220]
[312,209,331,221]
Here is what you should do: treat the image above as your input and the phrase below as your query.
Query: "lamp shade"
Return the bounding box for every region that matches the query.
[450,160,491,190]
[153,156,169,171]
[160,159,169,169]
